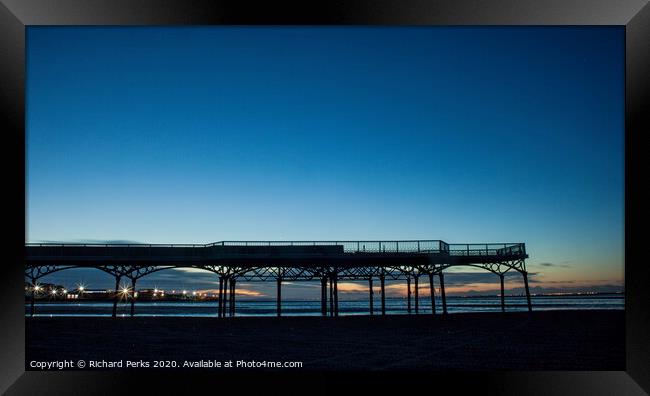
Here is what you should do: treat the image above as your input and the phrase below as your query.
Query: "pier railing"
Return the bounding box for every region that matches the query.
[206,241,524,256]
[26,241,525,258]
[207,240,448,253]
[449,243,526,257]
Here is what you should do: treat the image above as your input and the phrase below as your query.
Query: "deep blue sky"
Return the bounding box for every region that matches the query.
[26,27,624,296]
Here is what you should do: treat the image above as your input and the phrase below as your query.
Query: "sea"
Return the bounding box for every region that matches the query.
[25,294,624,317]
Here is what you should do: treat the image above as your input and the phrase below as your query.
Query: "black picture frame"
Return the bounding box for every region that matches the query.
[1,0,647,393]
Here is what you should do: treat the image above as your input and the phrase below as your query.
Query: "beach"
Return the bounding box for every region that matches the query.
[25,310,624,370]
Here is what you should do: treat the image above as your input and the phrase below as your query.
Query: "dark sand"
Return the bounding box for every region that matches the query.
[25,310,624,370]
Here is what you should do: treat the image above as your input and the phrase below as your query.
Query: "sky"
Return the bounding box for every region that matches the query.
[26,26,624,298]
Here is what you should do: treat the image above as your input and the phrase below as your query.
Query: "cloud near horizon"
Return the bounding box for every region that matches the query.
[194,288,265,297]
[535,262,571,268]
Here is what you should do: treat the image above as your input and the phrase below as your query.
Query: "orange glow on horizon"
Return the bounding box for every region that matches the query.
[195,288,265,297]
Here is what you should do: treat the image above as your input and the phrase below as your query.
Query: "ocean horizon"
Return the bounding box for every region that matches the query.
[25,294,624,317]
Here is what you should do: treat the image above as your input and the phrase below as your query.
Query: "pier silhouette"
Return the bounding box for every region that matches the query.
[25,240,531,317]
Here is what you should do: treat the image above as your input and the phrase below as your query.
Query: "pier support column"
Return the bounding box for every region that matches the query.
[333,274,339,317]
[407,277,412,314]
[329,276,334,317]
[218,277,224,318]
[321,277,327,316]
[522,271,532,312]
[230,278,236,317]
[380,275,386,316]
[369,278,374,315]
[499,274,505,313]
[112,275,121,318]
[438,272,448,315]
[29,278,36,317]
[223,277,229,318]
[414,275,419,314]
[429,273,436,315]
[130,278,137,317]
[276,277,282,317]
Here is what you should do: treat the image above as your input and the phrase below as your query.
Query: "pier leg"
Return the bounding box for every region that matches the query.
[429,273,436,315]
[277,277,282,317]
[321,277,327,316]
[30,279,36,317]
[500,274,505,313]
[112,275,121,318]
[438,272,448,315]
[218,277,224,318]
[130,278,136,317]
[369,278,374,315]
[407,277,412,314]
[414,275,419,314]
[223,277,229,318]
[226,277,231,317]
[522,271,532,312]
[380,275,386,316]
[329,276,334,317]
[333,274,339,317]
[230,278,236,317]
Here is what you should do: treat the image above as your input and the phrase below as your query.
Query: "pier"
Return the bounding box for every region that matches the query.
[25,240,531,317]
